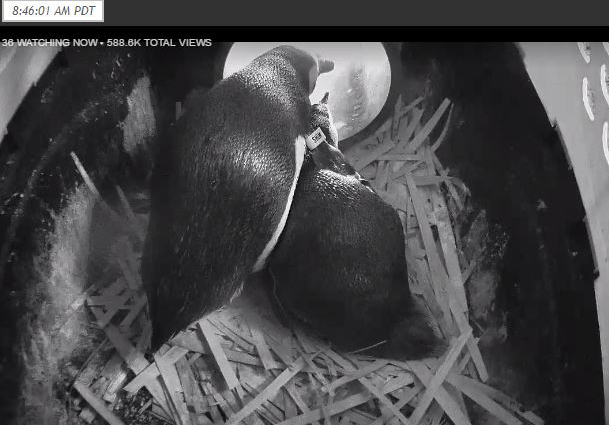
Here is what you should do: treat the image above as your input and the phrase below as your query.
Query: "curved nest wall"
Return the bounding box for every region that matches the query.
[0,42,603,425]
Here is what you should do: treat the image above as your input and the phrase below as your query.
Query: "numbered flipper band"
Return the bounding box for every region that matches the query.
[306,127,326,150]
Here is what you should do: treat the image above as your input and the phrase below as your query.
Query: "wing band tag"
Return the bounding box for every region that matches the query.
[306,127,326,150]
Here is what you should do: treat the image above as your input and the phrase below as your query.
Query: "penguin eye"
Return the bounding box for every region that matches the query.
[359,178,372,188]
[358,178,377,193]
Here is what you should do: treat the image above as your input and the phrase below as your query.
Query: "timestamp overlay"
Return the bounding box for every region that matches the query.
[2,0,103,22]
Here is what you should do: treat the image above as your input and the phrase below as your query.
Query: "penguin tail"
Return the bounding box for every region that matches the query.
[150,328,167,354]
[385,299,448,360]
[150,314,175,354]
[150,309,196,353]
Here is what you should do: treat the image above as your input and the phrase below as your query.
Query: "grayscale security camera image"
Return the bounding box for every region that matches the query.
[0,41,607,425]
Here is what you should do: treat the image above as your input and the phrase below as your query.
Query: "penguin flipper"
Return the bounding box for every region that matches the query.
[252,135,307,272]
[266,267,295,329]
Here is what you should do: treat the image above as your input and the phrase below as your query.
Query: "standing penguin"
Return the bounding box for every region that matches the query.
[142,46,334,351]
[269,95,446,360]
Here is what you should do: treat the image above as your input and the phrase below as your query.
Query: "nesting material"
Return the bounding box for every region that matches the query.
[67,97,545,425]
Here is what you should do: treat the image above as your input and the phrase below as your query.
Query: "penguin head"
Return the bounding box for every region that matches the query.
[309,92,376,192]
[269,45,334,95]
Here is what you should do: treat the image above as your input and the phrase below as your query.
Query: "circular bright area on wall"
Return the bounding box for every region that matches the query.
[222,42,392,143]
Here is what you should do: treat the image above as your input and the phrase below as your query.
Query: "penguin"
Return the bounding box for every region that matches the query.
[142,46,334,351]
[307,92,363,177]
[268,94,446,360]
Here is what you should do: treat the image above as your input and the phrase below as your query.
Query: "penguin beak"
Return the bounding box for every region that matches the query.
[317,57,334,75]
